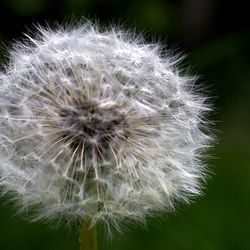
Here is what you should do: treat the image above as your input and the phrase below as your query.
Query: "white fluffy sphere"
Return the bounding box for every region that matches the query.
[0,22,212,228]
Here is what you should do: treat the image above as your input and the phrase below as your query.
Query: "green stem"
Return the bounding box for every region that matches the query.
[79,221,97,250]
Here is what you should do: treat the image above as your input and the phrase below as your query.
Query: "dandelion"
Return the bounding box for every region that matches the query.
[0,21,212,249]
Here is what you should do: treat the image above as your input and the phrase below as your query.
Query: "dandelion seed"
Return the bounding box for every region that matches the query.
[0,21,213,233]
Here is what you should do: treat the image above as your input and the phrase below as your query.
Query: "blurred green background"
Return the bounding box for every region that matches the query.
[0,0,249,249]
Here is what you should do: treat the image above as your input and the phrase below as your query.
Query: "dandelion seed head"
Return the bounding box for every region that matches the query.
[0,22,212,229]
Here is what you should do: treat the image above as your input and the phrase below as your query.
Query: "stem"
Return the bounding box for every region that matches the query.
[79,221,98,250]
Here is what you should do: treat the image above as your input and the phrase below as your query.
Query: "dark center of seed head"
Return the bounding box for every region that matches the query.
[59,102,128,154]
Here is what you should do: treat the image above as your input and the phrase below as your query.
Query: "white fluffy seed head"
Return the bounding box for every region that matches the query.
[0,22,212,229]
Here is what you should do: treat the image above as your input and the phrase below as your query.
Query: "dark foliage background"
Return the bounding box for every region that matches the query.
[0,0,249,249]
